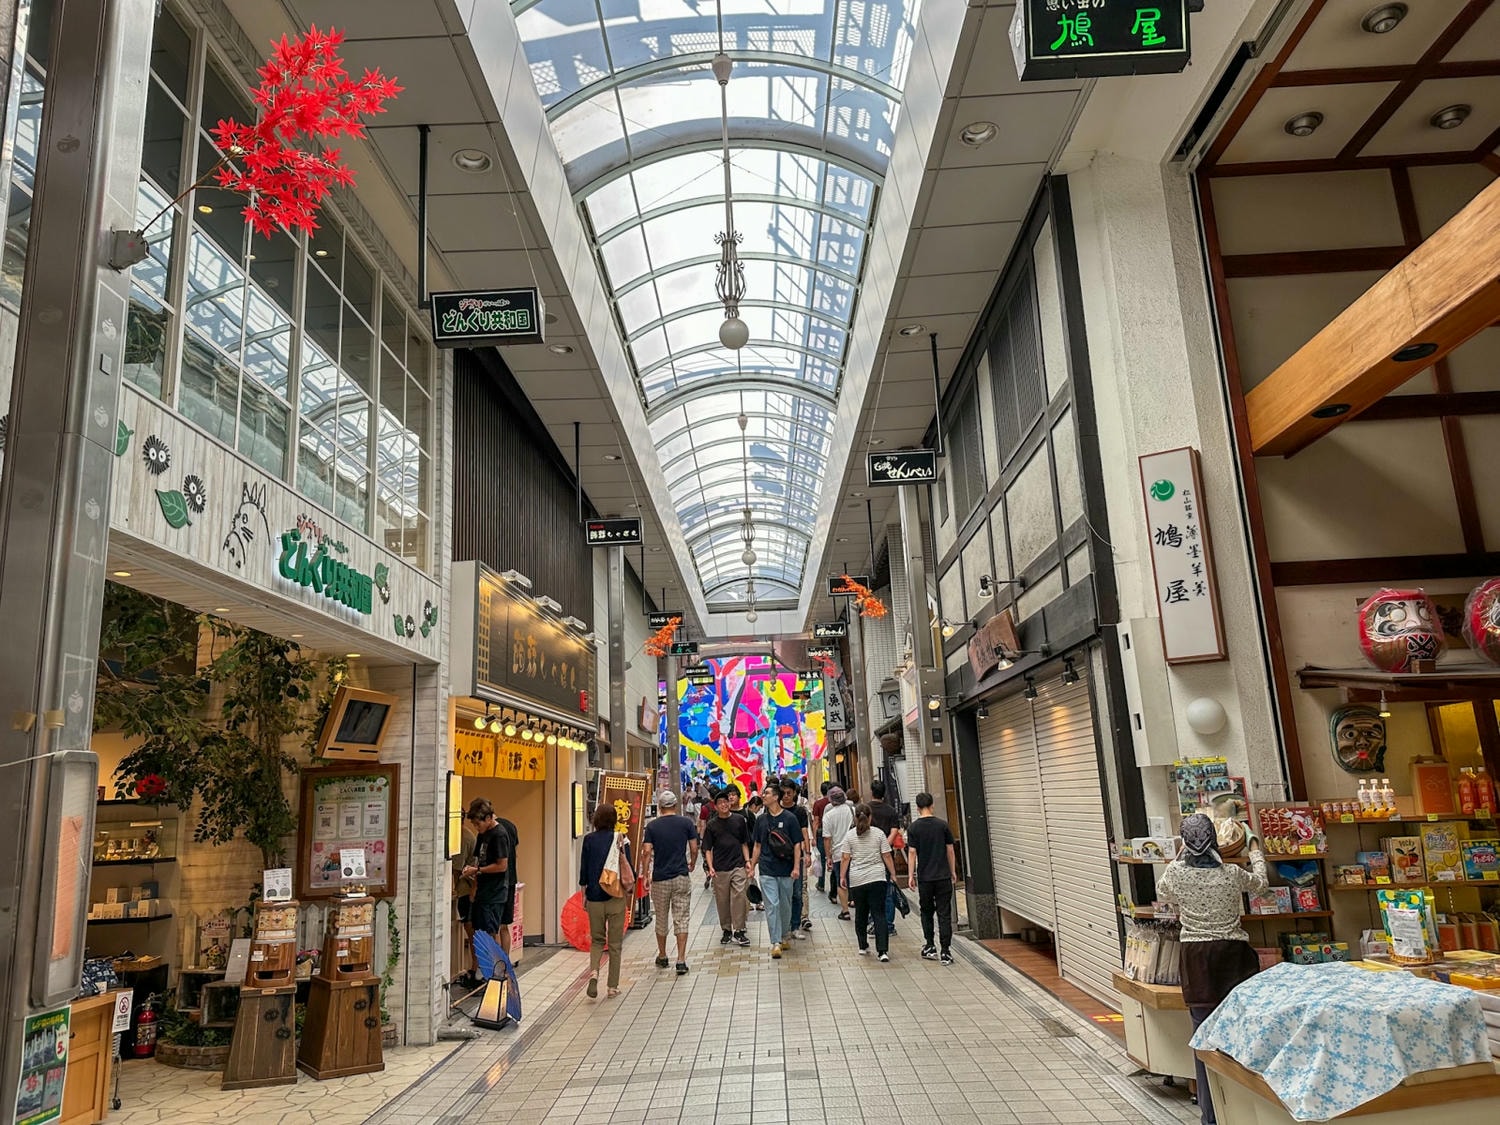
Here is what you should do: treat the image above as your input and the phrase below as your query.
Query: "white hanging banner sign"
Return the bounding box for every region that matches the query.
[1138,447,1227,664]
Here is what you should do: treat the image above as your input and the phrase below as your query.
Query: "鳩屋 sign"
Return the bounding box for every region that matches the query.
[429,288,546,347]
[278,528,374,615]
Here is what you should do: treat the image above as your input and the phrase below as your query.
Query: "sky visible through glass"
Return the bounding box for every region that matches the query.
[512,0,920,603]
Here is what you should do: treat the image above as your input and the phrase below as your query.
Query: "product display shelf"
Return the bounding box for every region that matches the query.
[88,913,173,926]
[1323,812,1497,826]
[1119,907,1334,923]
[93,856,177,867]
[1331,881,1500,892]
[1115,854,1327,866]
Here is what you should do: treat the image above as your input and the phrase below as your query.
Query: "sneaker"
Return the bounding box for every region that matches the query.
[801,919,813,931]
[675,962,689,976]
[733,931,750,947]
[789,930,806,940]
[940,951,954,966]
[921,946,939,961]
[878,953,890,963]
[858,947,869,957]
[720,929,732,944]
[655,956,670,969]
[770,944,783,959]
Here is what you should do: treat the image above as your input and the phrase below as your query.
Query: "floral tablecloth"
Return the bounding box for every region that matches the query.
[1191,961,1490,1121]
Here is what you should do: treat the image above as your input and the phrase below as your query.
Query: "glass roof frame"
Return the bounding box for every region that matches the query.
[513,0,921,604]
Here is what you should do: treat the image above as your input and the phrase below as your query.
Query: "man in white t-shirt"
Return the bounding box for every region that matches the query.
[820,787,855,918]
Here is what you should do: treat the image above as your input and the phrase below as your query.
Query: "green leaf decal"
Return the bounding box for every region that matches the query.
[155,489,192,528]
[393,614,406,637]
[114,421,134,457]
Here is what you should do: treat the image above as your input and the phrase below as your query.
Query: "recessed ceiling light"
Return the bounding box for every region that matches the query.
[897,324,925,337]
[1392,341,1438,362]
[867,437,885,446]
[345,652,361,658]
[836,536,849,543]
[650,546,664,553]
[452,148,493,173]
[851,491,864,498]
[314,248,329,257]
[959,121,999,147]
[548,343,574,355]
[603,453,623,462]
[111,570,131,577]
[1360,4,1407,34]
[290,633,304,638]
[1283,112,1324,138]
[197,204,213,214]
[628,502,640,509]
[213,607,229,613]
[1429,104,1470,130]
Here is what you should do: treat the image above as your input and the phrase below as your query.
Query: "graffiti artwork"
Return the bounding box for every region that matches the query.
[662,654,827,796]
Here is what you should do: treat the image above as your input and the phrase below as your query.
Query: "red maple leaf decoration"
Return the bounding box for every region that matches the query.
[642,616,683,658]
[209,26,400,237]
[833,574,888,619]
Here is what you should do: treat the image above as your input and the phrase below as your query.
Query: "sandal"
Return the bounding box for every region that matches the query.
[837,911,851,920]
[607,987,620,998]
[586,974,598,999]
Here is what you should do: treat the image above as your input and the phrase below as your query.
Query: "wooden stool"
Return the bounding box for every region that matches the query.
[220,986,297,1090]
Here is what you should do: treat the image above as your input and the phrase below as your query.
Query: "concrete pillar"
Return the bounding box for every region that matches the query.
[663,654,680,801]
[846,617,872,790]
[607,546,625,768]
[0,0,154,1094]
[897,484,946,807]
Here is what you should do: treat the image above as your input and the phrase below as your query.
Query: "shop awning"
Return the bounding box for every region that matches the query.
[1247,177,1500,457]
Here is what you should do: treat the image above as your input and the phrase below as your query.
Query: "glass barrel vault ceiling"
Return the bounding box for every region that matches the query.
[511,0,921,606]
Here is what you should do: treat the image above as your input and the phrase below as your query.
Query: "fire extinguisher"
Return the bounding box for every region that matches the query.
[132,994,159,1058]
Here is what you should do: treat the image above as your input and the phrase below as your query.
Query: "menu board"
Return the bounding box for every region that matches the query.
[296,765,400,899]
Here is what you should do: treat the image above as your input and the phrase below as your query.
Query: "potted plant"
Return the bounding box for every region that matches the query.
[154,1003,231,1070]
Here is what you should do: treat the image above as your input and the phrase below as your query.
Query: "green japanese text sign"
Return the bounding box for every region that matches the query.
[1013,0,1190,81]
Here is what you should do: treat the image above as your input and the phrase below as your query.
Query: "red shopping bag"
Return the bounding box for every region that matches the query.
[561,890,590,951]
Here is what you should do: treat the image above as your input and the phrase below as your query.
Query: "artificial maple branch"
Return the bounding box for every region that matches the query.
[833,574,888,619]
[642,616,683,659]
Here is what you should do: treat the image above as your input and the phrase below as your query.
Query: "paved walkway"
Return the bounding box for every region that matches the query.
[365,882,1198,1125]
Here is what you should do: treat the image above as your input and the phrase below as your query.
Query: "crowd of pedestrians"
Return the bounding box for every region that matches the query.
[573,774,960,995]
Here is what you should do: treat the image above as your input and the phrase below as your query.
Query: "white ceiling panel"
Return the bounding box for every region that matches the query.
[1219,83,1399,165]
[936,92,1080,169]
[1361,76,1500,156]
[340,38,483,126]
[922,163,1048,226]
[909,221,1021,276]
[1283,0,1467,72]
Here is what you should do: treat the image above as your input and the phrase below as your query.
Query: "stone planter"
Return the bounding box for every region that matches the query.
[155,1041,230,1070]
[381,1022,398,1048]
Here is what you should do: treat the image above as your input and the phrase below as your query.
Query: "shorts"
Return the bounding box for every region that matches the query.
[471,886,516,935]
[650,875,693,937]
[455,894,472,924]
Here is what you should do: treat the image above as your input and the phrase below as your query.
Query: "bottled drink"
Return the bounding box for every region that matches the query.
[1476,767,1496,816]
[1458,768,1476,816]
[1379,778,1395,814]
[1356,780,1371,815]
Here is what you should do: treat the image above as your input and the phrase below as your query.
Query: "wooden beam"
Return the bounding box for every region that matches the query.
[1245,177,1500,456]
[1274,59,1500,87]
[1352,390,1500,421]
[1271,553,1500,587]
[1220,246,1406,278]
[1207,150,1480,178]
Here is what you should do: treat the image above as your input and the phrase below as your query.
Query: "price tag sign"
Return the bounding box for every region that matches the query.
[1428,813,1441,821]
[1340,814,1354,824]
[112,990,134,1034]
[1435,870,1457,882]
[1484,872,1499,881]
[1299,844,1318,855]
[1375,875,1392,885]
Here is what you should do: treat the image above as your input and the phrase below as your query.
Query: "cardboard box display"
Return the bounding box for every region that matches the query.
[1248,887,1293,914]
[104,886,130,904]
[1292,886,1322,912]
[1356,851,1391,881]
[1386,837,1425,884]
[1130,837,1179,862]
[1420,822,1469,882]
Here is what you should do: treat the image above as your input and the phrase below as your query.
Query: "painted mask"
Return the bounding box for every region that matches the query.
[1462,578,1500,666]
[1329,705,1386,774]
[1357,588,1444,672]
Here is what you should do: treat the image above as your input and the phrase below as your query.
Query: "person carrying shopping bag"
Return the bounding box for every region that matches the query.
[579,803,635,999]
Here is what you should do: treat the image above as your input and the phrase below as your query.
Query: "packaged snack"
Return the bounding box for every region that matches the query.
[1356,850,1391,881]
[1291,885,1322,912]
[1462,839,1500,882]
[1420,822,1468,882]
[1335,864,1368,886]
[1386,836,1425,884]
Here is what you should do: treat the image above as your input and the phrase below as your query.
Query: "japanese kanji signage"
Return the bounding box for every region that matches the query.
[829,575,870,597]
[813,621,848,639]
[866,449,938,486]
[1139,447,1226,664]
[669,641,699,656]
[586,518,642,546]
[647,611,682,629]
[429,288,546,347]
[1011,0,1190,81]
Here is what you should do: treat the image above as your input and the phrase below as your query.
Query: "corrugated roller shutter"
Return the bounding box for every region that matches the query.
[1036,672,1121,1007]
[978,693,1055,929]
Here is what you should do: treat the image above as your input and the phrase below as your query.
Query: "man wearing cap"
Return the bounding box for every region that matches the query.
[641,790,700,975]
[703,788,752,946]
[820,787,855,916]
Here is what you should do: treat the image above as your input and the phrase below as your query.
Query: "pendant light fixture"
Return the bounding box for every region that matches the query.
[712,3,747,349]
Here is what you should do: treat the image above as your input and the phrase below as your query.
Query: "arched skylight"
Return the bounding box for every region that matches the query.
[512,0,921,604]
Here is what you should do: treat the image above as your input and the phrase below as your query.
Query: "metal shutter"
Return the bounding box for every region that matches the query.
[1035,671,1122,1007]
[978,693,1055,929]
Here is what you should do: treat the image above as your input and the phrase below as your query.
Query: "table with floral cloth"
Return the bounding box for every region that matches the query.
[1190,962,1491,1121]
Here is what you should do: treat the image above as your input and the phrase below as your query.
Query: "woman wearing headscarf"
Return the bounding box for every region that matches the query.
[1156,814,1267,1125]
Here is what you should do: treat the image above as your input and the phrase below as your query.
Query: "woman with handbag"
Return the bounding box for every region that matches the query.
[579,803,635,999]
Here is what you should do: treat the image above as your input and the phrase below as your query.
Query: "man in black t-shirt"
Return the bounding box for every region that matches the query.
[462,797,513,954]
[703,789,751,946]
[641,791,700,974]
[905,791,958,964]
[780,779,813,936]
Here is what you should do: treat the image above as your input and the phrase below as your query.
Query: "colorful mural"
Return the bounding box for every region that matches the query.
[660,654,826,795]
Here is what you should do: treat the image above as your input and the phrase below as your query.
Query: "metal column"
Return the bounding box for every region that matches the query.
[663,655,680,802]
[896,485,947,802]
[846,615,872,791]
[606,546,626,770]
[0,0,154,1097]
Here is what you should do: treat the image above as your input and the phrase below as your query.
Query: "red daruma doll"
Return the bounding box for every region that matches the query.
[1462,578,1500,666]
[1357,588,1445,673]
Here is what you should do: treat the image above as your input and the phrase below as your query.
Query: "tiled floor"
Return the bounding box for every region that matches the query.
[111,887,1198,1124]
[977,936,1127,1042]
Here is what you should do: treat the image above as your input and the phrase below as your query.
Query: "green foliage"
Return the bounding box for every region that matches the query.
[304,655,350,758]
[158,1001,230,1048]
[380,900,401,1024]
[98,583,335,868]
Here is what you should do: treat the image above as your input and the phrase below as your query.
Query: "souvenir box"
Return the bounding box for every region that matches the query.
[1385,836,1425,884]
[1461,839,1500,881]
[1419,822,1468,882]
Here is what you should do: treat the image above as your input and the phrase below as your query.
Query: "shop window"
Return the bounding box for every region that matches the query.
[0,69,44,305]
[124,294,170,399]
[343,246,376,323]
[141,81,188,201]
[341,298,374,397]
[238,378,288,478]
[178,334,238,444]
[148,7,193,103]
[380,286,406,363]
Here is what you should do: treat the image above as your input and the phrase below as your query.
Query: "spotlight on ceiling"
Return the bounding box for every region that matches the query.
[534,594,563,614]
[562,615,588,631]
[867,437,886,446]
[1429,104,1471,130]
[719,316,749,350]
[927,696,941,712]
[473,713,487,731]
[1360,4,1407,34]
[976,703,989,720]
[603,453,623,462]
[897,323,925,337]
[1023,676,1038,701]
[504,721,517,737]
[1062,657,1080,685]
[547,343,574,355]
[489,718,502,734]
[498,569,533,589]
[452,148,493,173]
[1392,342,1438,363]
[1283,112,1324,138]
[959,121,999,147]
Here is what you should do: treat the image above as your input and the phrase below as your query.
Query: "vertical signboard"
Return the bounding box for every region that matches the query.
[1139,447,1227,663]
